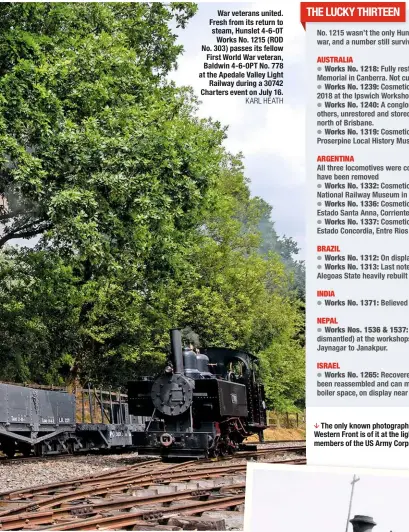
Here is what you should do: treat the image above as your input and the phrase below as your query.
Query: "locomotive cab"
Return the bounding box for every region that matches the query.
[204,347,268,438]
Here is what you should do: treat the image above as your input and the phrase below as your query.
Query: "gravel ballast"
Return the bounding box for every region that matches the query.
[0,453,153,492]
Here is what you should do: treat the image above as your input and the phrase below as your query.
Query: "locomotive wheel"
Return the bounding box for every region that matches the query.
[67,441,75,455]
[228,444,236,455]
[2,441,16,459]
[216,440,230,458]
[219,447,228,457]
[20,445,32,458]
[34,443,45,457]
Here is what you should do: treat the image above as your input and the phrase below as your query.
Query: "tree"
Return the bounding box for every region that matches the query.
[256,198,305,299]
[0,151,305,408]
[0,4,305,410]
[172,155,305,409]
[0,2,226,382]
[0,2,218,259]
[0,248,81,383]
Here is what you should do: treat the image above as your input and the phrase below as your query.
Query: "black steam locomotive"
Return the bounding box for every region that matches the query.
[0,329,267,460]
[127,329,267,458]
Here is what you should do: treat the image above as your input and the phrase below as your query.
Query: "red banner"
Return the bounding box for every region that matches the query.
[300,2,406,28]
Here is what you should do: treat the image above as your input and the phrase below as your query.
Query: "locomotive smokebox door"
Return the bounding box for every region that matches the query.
[151,373,194,416]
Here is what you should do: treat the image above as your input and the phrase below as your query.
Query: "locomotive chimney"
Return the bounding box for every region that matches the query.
[350,515,377,532]
[170,329,184,374]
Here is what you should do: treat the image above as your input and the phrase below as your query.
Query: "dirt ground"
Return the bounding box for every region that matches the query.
[245,427,306,442]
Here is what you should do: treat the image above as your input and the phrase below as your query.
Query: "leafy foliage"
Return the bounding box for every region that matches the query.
[0,249,80,383]
[0,3,304,411]
[257,199,305,299]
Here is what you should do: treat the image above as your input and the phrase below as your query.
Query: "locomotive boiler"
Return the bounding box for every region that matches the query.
[127,329,267,459]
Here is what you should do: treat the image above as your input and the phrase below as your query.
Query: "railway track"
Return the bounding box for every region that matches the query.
[0,440,305,465]
[0,445,306,530]
[0,447,145,465]
[252,439,306,445]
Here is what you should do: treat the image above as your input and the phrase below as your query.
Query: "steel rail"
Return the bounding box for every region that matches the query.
[235,444,306,457]
[0,481,251,530]
[42,494,247,531]
[0,488,215,530]
[0,457,305,529]
[0,457,305,521]
[249,439,306,445]
[0,459,187,500]
[0,463,247,518]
